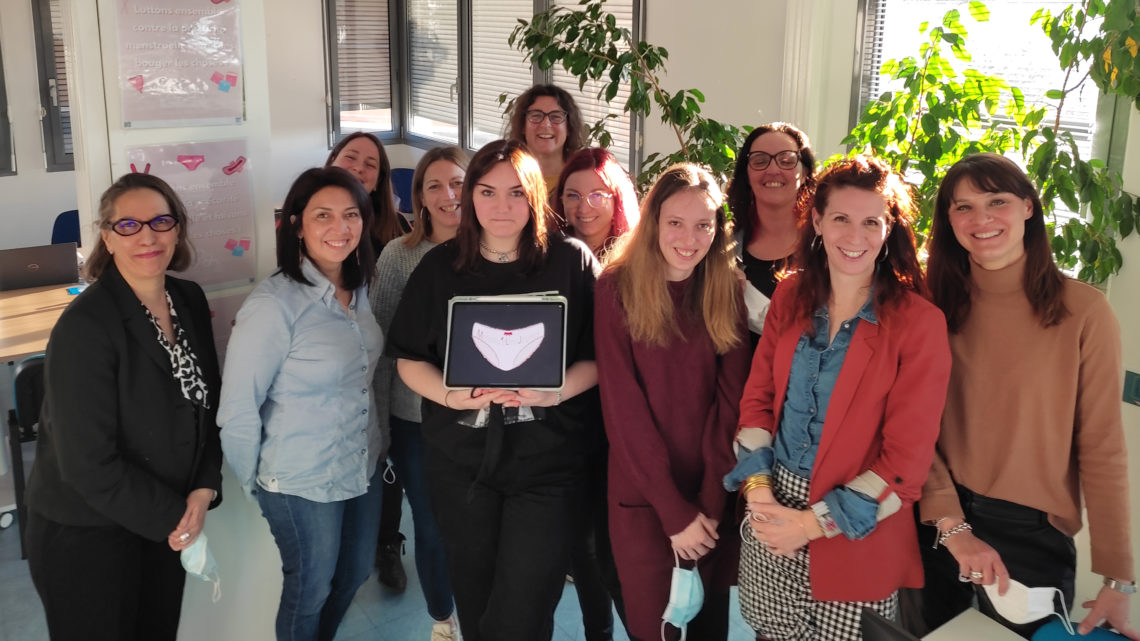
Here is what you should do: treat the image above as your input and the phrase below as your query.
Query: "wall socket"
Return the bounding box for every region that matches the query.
[1125,370,1140,407]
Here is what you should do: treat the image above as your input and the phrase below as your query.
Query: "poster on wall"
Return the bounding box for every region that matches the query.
[117,0,243,128]
[126,139,255,290]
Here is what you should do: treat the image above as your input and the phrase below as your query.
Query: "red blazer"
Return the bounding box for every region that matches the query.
[739,277,951,601]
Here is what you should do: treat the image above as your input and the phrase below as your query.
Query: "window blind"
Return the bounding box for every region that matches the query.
[408,0,459,142]
[334,0,393,132]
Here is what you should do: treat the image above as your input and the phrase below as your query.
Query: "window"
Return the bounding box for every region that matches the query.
[0,36,13,176]
[31,0,72,172]
[327,0,395,136]
[327,0,642,167]
[407,0,459,142]
[469,0,533,148]
[853,0,1102,162]
[550,0,636,167]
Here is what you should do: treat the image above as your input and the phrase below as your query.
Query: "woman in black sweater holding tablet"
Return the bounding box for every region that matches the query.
[386,139,599,641]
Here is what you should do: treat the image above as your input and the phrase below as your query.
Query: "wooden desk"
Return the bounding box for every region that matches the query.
[923,608,1025,640]
[0,283,78,363]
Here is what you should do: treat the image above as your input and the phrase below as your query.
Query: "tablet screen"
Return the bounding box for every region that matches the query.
[444,296,567,389]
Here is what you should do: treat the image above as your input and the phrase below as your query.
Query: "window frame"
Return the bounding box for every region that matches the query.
[30,0,72,172]
[327,0,643,170]
[0,34,14,176]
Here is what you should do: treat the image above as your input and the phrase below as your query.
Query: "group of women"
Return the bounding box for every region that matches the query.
[19,79,1136,641]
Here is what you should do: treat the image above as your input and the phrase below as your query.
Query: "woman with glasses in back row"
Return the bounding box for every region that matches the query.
[26,173,223,641]
[551,147,642,640]
[727,123,817,344]
[508,84,587,193]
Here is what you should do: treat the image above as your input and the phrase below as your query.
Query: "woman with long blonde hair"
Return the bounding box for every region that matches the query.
[595,163,751,641]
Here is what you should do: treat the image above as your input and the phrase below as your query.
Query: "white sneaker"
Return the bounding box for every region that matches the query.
[430,617,459,641]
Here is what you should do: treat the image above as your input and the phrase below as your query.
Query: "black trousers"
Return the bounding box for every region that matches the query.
[427,444,584,641]
[25,511,187,641]
[907,486,1076,638]
[377,462,405,546]
[569,443,627,641]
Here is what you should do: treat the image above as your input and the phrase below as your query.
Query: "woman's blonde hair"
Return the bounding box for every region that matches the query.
[605,163,742,354]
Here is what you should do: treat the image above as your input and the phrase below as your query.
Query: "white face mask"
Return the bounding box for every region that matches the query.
[982,578,1073,635]
[181,532,222,603]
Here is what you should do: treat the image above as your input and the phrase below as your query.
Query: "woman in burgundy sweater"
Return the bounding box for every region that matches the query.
[595,163,751,641]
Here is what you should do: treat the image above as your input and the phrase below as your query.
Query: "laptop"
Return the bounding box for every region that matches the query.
[861,608,921,641]
[0,243,79,291]
[444,293,568,390]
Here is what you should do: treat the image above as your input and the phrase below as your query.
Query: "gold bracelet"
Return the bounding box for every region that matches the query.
[740,474,772,496]
[443,389,452,409]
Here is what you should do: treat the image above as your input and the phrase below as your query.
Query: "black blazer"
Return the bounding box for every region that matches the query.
[25,263,223,542]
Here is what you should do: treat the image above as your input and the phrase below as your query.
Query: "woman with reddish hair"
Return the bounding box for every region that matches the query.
[553,147,640,263]
[729,156,950,640]
[553,146,640,638]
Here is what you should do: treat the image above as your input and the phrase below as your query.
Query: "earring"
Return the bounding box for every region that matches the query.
[877,242,889,263]
[810,234,822,252]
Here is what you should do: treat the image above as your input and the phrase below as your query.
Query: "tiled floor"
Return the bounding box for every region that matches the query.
[0,496,755,641]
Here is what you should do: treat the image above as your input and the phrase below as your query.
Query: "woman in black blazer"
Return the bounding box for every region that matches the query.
[24,173,223,641]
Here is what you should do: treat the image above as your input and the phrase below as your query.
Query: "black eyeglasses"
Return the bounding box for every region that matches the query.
[746,150,800,171]
[562,191,614,209]
[525,109,568,125]
[103,215,180,236]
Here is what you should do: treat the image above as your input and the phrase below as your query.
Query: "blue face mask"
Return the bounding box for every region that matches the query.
[181,532,221,603]
[661,551,703,641]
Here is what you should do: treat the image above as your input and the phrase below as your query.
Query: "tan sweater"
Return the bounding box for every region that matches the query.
[920,255,1134,581]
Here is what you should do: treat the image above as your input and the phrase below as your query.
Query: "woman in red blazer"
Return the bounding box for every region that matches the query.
[727,156,951,641]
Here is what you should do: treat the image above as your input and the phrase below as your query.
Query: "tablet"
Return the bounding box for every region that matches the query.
[444,293,567,390]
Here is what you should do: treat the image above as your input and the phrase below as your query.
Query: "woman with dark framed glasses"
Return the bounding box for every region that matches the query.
[508,84,586,193]
[726,122,817,344]
[554,147,640,262]
[26,173,223,641]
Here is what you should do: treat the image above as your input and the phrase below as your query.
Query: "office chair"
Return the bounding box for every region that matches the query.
[5,354,45,559]
[50,210,81,248]
[391,168,414,215]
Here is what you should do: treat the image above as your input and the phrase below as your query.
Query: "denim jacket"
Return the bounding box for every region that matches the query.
[727,298,880,539]
[219,259,384,503]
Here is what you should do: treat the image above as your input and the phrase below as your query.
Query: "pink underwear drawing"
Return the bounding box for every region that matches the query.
[472,322,544,371]
[177,155,206,171]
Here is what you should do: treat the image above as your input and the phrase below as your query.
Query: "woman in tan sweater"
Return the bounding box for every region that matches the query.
[917,153,1136,639]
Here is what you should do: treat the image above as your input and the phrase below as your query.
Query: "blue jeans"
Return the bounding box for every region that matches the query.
[388,415,455,621]
[257,468,384,641]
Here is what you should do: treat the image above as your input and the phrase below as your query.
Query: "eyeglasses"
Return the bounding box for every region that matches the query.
[103,215,180,236]
[746,150,801,171]
[562,190,614,209]
[525,109,568,125]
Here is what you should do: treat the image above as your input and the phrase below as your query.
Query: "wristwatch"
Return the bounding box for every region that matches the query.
[1103,577,1137,594]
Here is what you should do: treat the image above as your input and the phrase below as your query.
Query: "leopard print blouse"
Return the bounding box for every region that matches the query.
[143,292,211,409]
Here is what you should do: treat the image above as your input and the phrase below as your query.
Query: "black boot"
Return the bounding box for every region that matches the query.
[376,532,407,592]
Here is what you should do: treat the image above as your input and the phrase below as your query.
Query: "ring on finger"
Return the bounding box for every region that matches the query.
[179,532,190,543]
[970,571,983,580]
[958,574,972,583]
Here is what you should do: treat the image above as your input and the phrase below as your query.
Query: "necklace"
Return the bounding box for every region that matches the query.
[479,241,518,263]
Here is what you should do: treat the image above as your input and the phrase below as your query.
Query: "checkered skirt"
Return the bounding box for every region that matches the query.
[738,464,898,641]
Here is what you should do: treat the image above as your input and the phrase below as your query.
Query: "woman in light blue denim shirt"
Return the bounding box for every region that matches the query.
[218,167,385,641]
